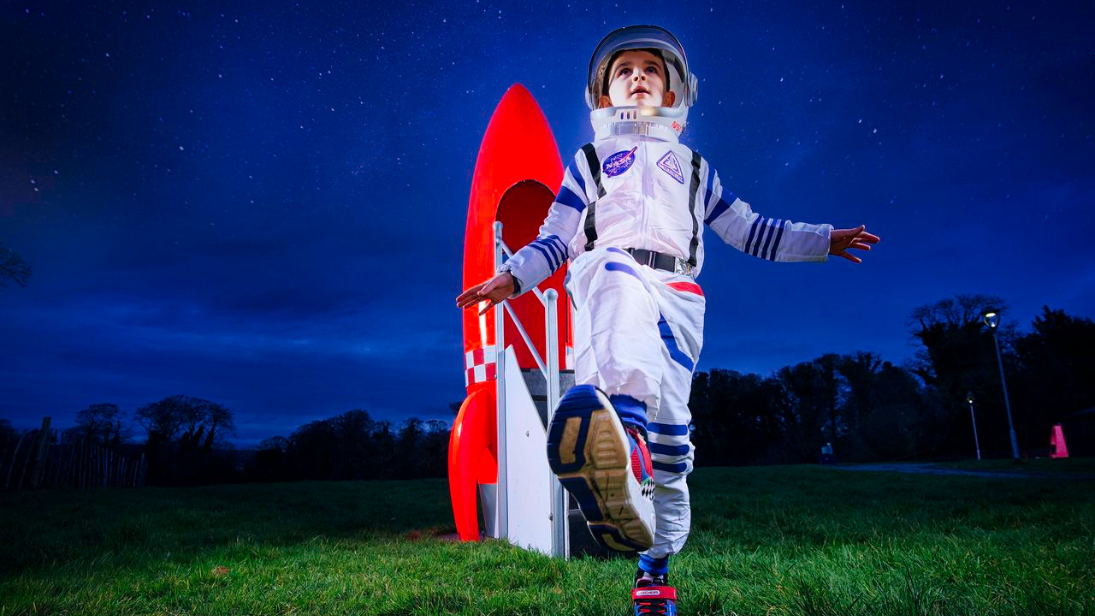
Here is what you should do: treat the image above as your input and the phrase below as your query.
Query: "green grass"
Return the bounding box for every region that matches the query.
[1,466,1093,615]
[932,457,1095,474]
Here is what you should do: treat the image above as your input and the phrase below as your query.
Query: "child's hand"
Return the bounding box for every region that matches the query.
[456,272,516,314]
[829,225,880,263]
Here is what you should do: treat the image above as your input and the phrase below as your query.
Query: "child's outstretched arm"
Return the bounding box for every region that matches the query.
[455,149,591,313]
[703,164,877,263]
[829,225,880,264]
[456,272,515,314]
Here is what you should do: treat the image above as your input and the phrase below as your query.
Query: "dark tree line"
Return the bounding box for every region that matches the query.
[133,395,239,485]
[3,397,450,487]
[244,411,450,482]
[689,296,1095,465]
[3,294,1091,489]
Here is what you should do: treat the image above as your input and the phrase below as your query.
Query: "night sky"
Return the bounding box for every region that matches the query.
[3,1,1093,446]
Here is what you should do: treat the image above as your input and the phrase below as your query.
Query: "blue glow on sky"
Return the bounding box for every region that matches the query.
[2,1,1092,445]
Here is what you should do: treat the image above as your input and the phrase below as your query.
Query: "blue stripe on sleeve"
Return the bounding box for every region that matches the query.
[555,186,586,213]
[567,161,587,197]
[752,218,773,257]
[536,240,560,270]
[759,219,781,260]
[544,234,568,262]
[648,422,689,436]
[704,196,731,226]
[528,242,556,271]
[649,442,690,456]
[768,221,786,260]
[703,167,715,211]
[744,215,764,254]
[534,238,562,269]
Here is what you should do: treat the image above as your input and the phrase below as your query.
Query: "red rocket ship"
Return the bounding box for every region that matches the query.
[449,84,572,542]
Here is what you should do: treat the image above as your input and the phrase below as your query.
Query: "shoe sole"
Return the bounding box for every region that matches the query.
[546,384,654,552]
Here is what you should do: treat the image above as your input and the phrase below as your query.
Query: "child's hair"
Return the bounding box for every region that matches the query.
[599,48,671,102]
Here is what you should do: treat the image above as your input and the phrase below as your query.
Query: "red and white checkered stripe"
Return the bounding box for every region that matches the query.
[465,346,498,387]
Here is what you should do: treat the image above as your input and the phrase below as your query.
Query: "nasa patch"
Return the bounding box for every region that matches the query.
[657,151,685,184]
[602,147,637,177]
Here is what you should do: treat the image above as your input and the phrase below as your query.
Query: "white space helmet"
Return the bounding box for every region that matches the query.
[586,25,698,141]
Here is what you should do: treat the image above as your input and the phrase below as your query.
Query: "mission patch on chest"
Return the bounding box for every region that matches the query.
[603,147,638,178]
[657,151,685,184]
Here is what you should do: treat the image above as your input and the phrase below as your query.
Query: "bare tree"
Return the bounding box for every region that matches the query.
[134,395,190,443]
[201,402,235,450]
[73,403,131,447]
[1,242,32,289]
[135,395,234,447]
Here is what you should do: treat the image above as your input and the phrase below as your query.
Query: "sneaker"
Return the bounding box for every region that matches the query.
[546,384,656,552]
[633,575,677,616]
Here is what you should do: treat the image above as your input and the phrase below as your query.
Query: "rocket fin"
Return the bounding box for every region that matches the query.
[448,388,497,541]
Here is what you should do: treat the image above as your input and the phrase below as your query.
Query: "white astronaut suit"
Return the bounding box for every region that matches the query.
[501,26,833,562]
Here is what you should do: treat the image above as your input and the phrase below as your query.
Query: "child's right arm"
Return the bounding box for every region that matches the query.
[457,151,591,311]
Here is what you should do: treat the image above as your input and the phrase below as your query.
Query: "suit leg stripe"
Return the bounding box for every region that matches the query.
[649,422,689,436]
[658,314,695,372]
[604,261,641,280]
[649,442,690,456]
[653,461,690,474]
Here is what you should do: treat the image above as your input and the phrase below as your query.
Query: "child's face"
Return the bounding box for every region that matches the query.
[599,50,676,109]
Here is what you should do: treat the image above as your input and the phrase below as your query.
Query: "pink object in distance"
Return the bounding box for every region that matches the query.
[1050,424,1069,458]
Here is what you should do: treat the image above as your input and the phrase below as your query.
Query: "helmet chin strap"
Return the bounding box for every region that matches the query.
[590,105,689,142]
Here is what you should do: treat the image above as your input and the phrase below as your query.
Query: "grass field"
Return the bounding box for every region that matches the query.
[1,463,1093,615]
[934,457,1095,474]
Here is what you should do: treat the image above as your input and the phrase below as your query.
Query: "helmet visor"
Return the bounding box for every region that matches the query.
[587,25,692,110]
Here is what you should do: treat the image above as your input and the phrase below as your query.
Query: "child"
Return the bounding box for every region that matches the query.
[457,24,878,614]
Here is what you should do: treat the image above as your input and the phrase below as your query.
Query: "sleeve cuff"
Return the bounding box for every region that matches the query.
[499,266,523,297]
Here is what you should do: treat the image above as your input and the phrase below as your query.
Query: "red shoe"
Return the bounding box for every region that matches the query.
[633,576,677,616]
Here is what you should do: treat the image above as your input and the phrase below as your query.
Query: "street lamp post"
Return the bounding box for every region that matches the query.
[982,308,1021,460]
[966,391,982,461]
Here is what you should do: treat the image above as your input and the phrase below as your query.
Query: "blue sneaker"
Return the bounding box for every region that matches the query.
[632,575,677,616]
[546,385,655,552]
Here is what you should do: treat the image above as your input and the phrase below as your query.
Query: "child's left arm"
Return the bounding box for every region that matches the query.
[702,164,879,263]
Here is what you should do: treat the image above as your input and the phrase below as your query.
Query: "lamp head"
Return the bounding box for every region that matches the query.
[982,308,1000,330]
[966,391,974,404]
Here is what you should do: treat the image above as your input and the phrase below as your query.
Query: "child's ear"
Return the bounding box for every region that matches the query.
[598,95,613,108]
[663,91,676,107]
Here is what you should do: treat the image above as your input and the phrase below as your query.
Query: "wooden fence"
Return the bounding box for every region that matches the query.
[1,417,146,491]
